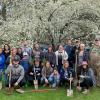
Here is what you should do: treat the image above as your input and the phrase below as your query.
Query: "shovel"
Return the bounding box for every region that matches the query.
[67,74,73,97]
[0,82,2,90]
[33,68,38,90]
[33,79,38,90]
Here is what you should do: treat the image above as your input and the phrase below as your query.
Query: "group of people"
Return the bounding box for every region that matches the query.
[0,38,99,94]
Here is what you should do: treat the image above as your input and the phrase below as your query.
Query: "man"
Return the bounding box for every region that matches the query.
[21,40,32,60]
[5,55,25,93]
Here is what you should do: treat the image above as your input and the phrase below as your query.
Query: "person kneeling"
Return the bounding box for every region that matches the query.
[60,61,74,87]
[77,61,96,94]
[28,59,42,86]
[41,61,53,87]
[5,55,25,93]
[48,67,60,88]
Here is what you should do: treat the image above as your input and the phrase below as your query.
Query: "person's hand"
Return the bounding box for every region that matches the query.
[79,75,85,78]
[69,77,73,81]
[9,64,12,67]
[45,79,48,84]
[37,73,40,75]
[30,72,33,75]
[14,82,18,87]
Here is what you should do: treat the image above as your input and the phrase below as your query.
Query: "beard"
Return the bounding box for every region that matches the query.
[14,64,19,68]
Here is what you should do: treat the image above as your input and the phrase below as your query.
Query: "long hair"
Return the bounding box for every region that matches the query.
[4,44,10,51]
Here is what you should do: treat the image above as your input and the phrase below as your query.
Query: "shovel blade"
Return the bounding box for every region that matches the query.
[67,89,73,96]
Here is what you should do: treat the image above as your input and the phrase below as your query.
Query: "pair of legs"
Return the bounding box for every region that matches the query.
[28,76,41,85]
[80,78,93,90]
[0,69,3,81]
[41,77,49,85]
[60,78,72,87]
[6,78,25,88]
[48,76,60,88]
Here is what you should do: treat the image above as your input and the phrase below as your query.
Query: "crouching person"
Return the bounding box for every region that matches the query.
[77,61,96,94]
[48,67,60,88]
[41,61,53,87]
[5,55,25,93]
[28,59,42,86]
[60,60,74,87]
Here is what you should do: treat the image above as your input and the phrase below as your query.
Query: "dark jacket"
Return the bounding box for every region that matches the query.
[60,67,74,80]
[28,65,42,79]
[3,50,10,61]
[64,45,73,60]
[45,52,56,67]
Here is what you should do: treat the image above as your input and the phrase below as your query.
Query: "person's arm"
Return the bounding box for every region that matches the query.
[17,67,25,84]
[88,68,96,86]
[6,56,10,66]
[52,53,56,67]
[5,65,12,74]
[0,55,5,65]
[63,51,68,60]
[49,73,54,79]
[42,67,46,79]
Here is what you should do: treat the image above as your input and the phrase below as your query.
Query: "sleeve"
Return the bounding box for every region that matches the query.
[88,68,96,86]
[53,53,56,66]
[41,67,46,79]
[63,51,68,60]
[6,56,10,66]
[0,55,5,65]
[5,65,11,74]
[17,67,25,84]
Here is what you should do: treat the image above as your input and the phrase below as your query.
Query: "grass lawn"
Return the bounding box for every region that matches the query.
[0,87,100,100]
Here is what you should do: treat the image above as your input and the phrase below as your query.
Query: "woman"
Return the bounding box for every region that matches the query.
[77,61,96,94]
[77,43,89,75]
[3,44,10,61]
[41,61,53,86]
[60,61,74,86]
[55,45,68,73]
[17,47,23,60]
[28,59,42,85]
[45,45,56,68]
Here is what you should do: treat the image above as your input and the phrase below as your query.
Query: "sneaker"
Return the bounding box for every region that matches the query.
[82,89,89,94]
[16,89,25,94]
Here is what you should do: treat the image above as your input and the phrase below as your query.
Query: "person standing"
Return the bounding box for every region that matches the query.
[0,47,5,89]
[55,45,68,73]
[45,45,56,68]
[64,39,73,68]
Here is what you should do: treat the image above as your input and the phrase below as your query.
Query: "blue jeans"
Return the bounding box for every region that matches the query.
[48,76,60,88]
[41,77,49,85]
[0,69,3,81]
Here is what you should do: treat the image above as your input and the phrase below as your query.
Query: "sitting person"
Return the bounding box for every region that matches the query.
[48,67,60,88]
[28,59,42,85]
[41,61,53,86]
[77,61,96,94]
[60,60,74,87]
[5,55,25,93]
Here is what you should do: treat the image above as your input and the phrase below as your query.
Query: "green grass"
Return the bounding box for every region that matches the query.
[0,87,100,100]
